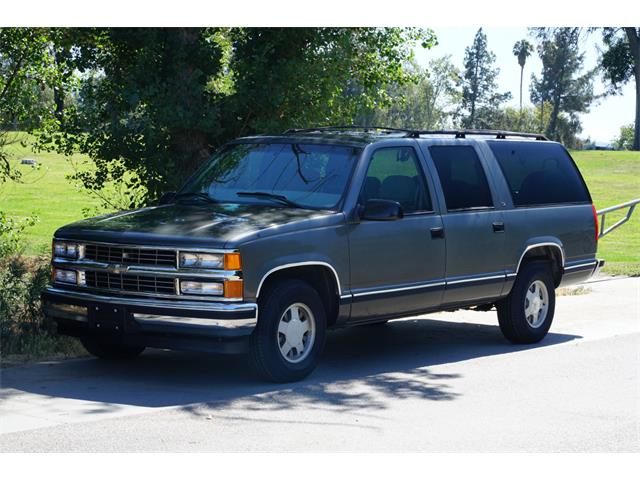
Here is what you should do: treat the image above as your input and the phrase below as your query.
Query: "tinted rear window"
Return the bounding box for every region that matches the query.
[488,141,591,207]
[429,145,493,211]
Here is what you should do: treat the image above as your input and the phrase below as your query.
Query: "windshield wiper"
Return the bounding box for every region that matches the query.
[174,192,218,204]
[236,191,304,209]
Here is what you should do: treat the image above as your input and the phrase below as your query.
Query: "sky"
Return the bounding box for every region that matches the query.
[413,27,635,144]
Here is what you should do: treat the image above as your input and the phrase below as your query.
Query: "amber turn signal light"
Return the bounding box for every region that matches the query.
[224,280,244,298]
[224,252,242,270]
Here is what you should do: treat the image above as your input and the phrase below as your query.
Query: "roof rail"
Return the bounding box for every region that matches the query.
[408,129,548,141]
[283,125,415,135]
[283,126,549,141]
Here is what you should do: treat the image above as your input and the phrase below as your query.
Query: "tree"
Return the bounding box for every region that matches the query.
[598,28,640,150]
[530,28,595,141]
[613,123,634,150]
[36,27,436,206]
[356,56,461,129]
[461,28,511,128]
[513,39,533,113]
[0,28,56,183]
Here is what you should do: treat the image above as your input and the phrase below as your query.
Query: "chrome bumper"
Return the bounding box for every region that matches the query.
[42,286,258,337]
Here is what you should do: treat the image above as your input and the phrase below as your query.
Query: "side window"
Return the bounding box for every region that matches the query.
[429,145,493,211]
[487,141,591,207]
[360,147,432,213]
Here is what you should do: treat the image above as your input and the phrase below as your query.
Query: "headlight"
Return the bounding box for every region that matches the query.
[53,268,78,284]
[179,252,223,269]
[53,241,81,259]
[178,252,241,270]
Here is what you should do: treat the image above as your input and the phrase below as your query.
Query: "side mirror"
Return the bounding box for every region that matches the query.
[158,191,176,205]
[360,199,403,221]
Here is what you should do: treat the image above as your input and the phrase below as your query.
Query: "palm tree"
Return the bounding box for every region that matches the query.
[513,39,533,113]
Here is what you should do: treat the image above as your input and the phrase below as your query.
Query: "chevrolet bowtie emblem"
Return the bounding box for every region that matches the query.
[108,264,129,274]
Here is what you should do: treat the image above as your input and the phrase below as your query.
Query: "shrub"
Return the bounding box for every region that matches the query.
[0,255,83,363]
[0,210,38,257]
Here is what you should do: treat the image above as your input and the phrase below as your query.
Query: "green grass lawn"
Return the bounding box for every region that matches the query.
[1,133,102,255]
[571,150,640,276]
[2,136,639,274]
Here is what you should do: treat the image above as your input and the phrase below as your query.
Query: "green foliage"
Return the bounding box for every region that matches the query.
[529,28,595,142]
[613,124,635,150]
[461,28,511,128]
[513,39,533,69]
[0,28,58,130]
[33,27,436,207]
[490,103,583,148]
[599,28,636,92]
[356,56,461,129]
[0,211,38,257]
[598,27,639,151]
[0,254,84,362]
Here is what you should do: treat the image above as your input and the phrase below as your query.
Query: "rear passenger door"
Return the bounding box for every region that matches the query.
[347,146,446,321]
[422,144,507,305]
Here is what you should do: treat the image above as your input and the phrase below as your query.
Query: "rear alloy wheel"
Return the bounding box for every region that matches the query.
[497,260,556,344]
[524,280,550,328]
[250,279,327,382]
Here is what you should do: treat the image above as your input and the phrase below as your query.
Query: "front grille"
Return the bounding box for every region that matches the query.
[84,244,176,268]
[85,271,176,295]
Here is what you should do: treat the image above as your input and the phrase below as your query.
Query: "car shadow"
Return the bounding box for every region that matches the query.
[0,317,580,416]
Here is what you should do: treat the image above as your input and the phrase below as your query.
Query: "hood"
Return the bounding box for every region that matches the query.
[55,202,334,248]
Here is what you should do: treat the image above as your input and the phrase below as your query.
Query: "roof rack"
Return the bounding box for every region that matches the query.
[407,129,548,141]
[283,125,414,135]
[283,126,549,141]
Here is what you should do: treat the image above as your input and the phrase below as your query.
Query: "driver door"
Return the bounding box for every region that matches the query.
[347,146,446,322]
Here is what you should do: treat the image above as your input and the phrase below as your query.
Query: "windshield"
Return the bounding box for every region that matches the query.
[179,142,361,210]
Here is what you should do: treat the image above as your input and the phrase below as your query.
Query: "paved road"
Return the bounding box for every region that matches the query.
[1,276,638,452]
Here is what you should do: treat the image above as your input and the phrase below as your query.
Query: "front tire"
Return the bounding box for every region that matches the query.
[249,279,327,382]
[81,337,145,360]
[497,260,556,344]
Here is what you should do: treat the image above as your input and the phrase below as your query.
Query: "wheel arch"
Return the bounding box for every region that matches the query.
[516,242,565,287]
[256,262,342,326]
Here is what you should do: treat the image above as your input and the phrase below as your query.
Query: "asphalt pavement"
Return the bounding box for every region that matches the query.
[1,276,638,452]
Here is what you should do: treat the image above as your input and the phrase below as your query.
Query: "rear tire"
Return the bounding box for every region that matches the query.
[249,279,327,382]
[81,337,145,359]
[497,260,555,344]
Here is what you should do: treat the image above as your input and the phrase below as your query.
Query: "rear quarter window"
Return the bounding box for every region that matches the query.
[488,141,591,207]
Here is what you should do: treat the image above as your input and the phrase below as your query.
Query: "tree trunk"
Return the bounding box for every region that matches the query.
[519,65,524,113]
[625,28,640,151]
[52,48,65,123]
[547,94,561,141]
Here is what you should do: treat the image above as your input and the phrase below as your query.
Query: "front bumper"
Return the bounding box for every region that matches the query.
[42,287,258,354]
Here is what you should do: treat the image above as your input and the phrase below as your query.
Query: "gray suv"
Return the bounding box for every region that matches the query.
[43,127,603,382]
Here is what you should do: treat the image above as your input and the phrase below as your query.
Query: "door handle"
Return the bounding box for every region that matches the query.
[492,222,505,233]
[430,227,445,238]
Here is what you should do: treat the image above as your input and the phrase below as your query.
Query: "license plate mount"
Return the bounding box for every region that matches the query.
[89,304,126,335]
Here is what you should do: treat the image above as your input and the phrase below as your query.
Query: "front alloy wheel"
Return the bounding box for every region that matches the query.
[277,302,316,364]
[250,279,327,382]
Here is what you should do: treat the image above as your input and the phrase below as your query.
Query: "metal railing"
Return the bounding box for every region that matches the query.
[596,198,640,239]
